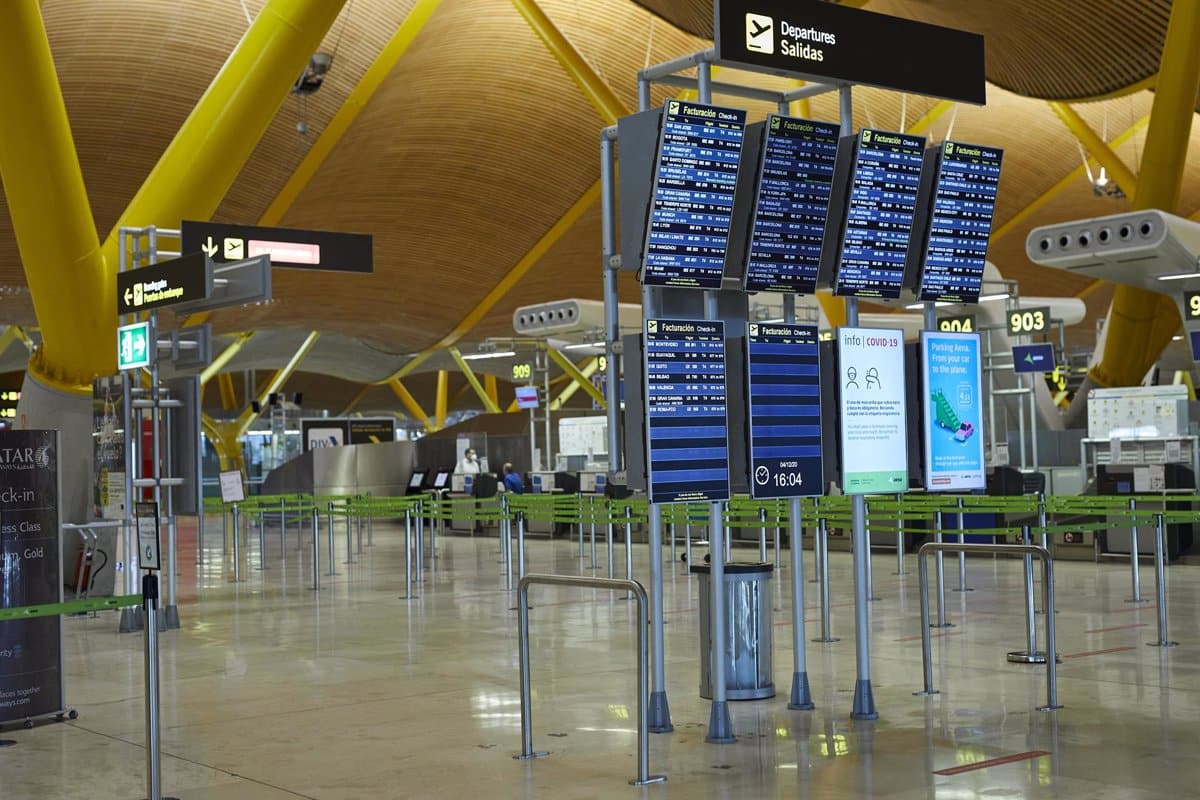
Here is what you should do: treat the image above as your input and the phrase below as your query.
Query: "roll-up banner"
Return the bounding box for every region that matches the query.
[921,332,985,491]
[837,328,908,494]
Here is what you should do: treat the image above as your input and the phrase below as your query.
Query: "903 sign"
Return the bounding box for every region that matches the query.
[1008,306,1049,335]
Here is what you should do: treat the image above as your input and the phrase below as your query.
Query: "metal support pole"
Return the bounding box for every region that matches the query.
[400,510,416,600]
[257,505,268,571]
[311,507,320,591]
[162,402,179,630]
[624,506,634,599]
[1008,524,1047,663]
[142,573,162,800]
[231,503,241,583]
[344,500,354,564]
[864,504,878,601]
[697,58,712,103]
[849,492,877,720]
[931,511,951,628]
[647,503,672,732]
[813,517,837,643]
[607,520,616,579]
[600,130,622,472]
[705,501,734,742]
[504,514,514,591]
[518,512,528,580]
[1127,497,1145,603]
[759,507,768,562]
[684,519,693,567]
[326,504,337,577]
[589,495,598,570]
[1148,514,1178,647]
[788,496,814,710]
[895,493,905,575]
[953,497,973,592]
[914,553,938,697]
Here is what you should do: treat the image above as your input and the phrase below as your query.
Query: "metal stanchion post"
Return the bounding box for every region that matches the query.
[913,552,938,697]
[895,494,905,575]
[1008,524,1047,663]
[589,496,598,570]
[705,499,735,743]
[1038,553,1063,711]
[810,499,821,584]
[415,508,425,579]
[670,520,677,565]
[326,503,337,577]
[257,508,269,571]
[1127,498,1145,603]
[400,509,416,600]
[684,518,693,567]
[518,512,528,580]
[279,497,287,552]
[311,507,320,591]
[607,518,616,578]
[788,496,814,710]
[231,503,241,583]
[849,492,878,720]
[864,502,879,601]
[953,497,973,592]
[813,517,837,642]
[1148,514,1178,647]
[624,506,634,599]
[344,500,354,565]
[759,507,768,562]
[931,510,951,628]
[142,573,163,800]
[277,506,284,559]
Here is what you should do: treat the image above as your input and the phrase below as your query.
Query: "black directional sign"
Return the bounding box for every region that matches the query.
[116,252,211,314]
[181,220,373,274]
[644,319,730,504]
[745,323,823,498]
[640,102,747,289]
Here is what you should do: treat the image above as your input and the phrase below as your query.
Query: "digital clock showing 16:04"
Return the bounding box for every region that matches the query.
[773,470,804,488]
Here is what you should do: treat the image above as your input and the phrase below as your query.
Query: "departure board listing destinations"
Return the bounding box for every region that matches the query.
[641,101,747,289]
[744,116,840,294]
[746,323,823,498]
[834,128,926,299]
[918,141,1004,303]
[644,319,730,503]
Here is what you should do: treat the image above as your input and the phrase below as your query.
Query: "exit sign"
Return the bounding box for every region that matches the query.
[118,321,154,371]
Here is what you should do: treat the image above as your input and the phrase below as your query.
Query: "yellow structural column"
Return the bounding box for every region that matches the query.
[435,371,449,430]
[0,2,106,391]
[1089,0,1200,389]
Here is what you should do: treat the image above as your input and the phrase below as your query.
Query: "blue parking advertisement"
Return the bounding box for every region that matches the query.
[920,331,985,491]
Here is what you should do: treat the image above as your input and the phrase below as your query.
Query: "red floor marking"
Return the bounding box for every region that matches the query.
[894,631,963,643]
[934,750,1050,776]
[663,607,698,615]
[1062,646,1137,659]
[1112,605,1156,614]
[1084,623,1148,634]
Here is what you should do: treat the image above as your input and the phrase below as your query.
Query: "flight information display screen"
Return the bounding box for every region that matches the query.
[644,319,730,503]
[916,141,1004,303]
[745,323,823,499]
[834,128,926,299]
[743,116,840,294]
[641,101,747,289]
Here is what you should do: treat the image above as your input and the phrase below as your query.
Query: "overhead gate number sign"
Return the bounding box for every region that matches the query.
[745,322,823,498]
[644,319,730,504]
[181,220,373,274]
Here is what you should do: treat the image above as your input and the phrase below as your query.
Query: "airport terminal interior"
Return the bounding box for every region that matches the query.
[3,0,1200,798]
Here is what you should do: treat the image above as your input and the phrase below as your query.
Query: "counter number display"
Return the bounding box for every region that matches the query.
[915,141,1003,303]
[833,128,926,299]
[1008,306,1049,335]
[644,319,730,503]
[745,323,823,498]
[742,116,840,294]
[1184,291,1200,319]
[641,102,747,289]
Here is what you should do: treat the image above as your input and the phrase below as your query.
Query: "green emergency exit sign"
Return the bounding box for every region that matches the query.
[117,321,153,371]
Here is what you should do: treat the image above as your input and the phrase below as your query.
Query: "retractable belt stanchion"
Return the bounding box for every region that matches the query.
[705,498,734,743]
[518,511,528,581]
[931,510,951,628]
[142,573,165,800]
[813,516,837,643]
[607,508,616,579]
[311,506,320,591]
[1008,524,1050,663]
[953,497,973,592]
[647,502,673,732]
[1148,513,1178,648]
[400,508,416,600]
[231,502,242,583]
[257,504,269,571]
[759,507,768,562]
[895,493,905,575]
[864,501,879,602]
[326,502,338,577]
[624,505,634,600]
[589,495,598,570]
[1127,498,1146,603]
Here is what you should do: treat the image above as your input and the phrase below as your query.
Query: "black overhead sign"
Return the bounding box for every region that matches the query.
[181,220,373,274]
[714,0,986,105]
[116,252,211,314]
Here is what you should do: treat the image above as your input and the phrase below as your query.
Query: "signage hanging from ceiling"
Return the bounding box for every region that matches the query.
[713,0,986,105]
[116,252,211,314]
[181,220,373,274]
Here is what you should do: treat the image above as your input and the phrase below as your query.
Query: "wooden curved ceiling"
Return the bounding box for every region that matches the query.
[0,0,1197,397]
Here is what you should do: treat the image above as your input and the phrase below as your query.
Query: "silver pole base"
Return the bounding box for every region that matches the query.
[647,691,673,733]
[1007,650,1061,664]
[631,776,668,786]
[118,607,143,633]
[787,671,815,711]
[705,700,735,743]
[850,678,878,720]
[163,605,180,630]
[1125,597,1151,603]
[952,587,975,593]
[930,622,955,629]
[1148,641,1180,648]
[1037,704,1064,712]
[513,751,550,761]
[912,689,940,697]
[811,636,840,643]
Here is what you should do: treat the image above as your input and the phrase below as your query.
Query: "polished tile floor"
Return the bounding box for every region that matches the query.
[4,517,1200,799]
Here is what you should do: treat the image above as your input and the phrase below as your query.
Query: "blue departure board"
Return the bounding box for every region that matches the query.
[834,128,926,299]
[641,101,747,289]
[745,323,824,498]
[644,319,730,503]
[916,141,1004,303]
[743,116,840,294]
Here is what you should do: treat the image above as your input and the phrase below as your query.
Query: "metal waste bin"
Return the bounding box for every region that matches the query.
[693,561,774,700]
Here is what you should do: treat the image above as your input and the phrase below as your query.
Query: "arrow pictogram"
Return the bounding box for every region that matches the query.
[201,236,218,258]
[123,288,132,306]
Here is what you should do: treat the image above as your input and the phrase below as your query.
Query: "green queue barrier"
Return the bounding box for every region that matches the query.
[0,595,142,623]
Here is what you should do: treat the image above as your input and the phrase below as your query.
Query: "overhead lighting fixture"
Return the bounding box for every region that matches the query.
[563,342,606,350]
[462,350,517,360]
[978,293,1009,302]
[1172,335,1183,341]
[1155,272,1200,282]
[903,301,953,310]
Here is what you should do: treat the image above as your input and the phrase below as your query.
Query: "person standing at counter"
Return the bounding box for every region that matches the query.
[502,463,524,494]
[457,447,481,475]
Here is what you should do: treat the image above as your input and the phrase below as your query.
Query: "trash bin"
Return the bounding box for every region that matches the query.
[693,561,774,700]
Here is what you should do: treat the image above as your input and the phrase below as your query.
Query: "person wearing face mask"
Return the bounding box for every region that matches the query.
[456,447,481,475]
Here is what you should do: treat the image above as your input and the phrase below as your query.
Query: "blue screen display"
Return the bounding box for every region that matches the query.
[834,128,926,299]
[644,319,729,503]
[743,116,840,295]
[641,102,747,289]
[745,322,824,499]
[917,141,1003,303]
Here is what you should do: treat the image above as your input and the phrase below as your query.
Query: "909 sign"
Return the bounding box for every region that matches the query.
[1008,306,1049,335]
[511,363,532,381]
[1184,292,1200,319]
